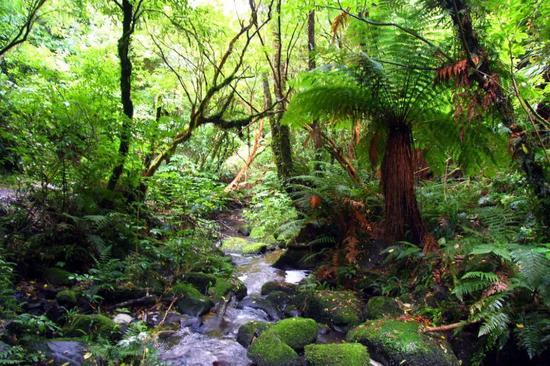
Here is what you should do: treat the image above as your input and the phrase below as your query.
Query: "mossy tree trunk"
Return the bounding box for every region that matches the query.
[271,0,293,181]
[440,0,550,228]
[108,0,143,191]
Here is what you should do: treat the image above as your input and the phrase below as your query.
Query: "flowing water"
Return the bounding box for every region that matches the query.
[157,249,310,366]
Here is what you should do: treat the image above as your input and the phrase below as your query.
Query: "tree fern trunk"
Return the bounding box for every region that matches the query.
[381,122,426,244]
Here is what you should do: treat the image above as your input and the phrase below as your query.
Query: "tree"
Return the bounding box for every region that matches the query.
[0,0,46,58]
[107,0,144,191]
[434,0,550,227]
[284,11,507,247]
[141,1,276,181]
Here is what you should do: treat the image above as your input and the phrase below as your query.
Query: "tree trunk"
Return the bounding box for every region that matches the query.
[381,122,426,244]
[271,0,293,180]
[307,10,323,171]
[441,0,550,227]
[108,0,135,191]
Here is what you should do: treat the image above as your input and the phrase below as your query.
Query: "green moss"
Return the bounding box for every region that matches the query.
[222,237,268,254]
[301,290,364,329]
[209,277,247,301]
[184,272,217,294]
[366,296,402,319]
[248,332,300,366]
[64,314,119,339]
[171,282,202,298]
[237,321,272,347]
[44,268,73,286]
[242,242,268,254]
[304,343,370,366]
[56,289,78,305]
[266,317,317,350]
[346,320,459,366]
[221,237,249,252]
[172,282,214,316]
[347,320,425,354]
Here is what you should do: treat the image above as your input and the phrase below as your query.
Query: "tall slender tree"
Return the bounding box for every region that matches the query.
[270,0,294,180]
[107,0,144,191]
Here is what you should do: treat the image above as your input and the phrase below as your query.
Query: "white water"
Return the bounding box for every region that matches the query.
[157,250,309,366]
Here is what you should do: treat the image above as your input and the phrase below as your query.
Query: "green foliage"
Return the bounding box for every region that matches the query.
[243,172,300,244]
[64,313,119,339]
[0,253,15,315]
[87,321,160,365]
[0,344,46,365]
[147,156,229,219]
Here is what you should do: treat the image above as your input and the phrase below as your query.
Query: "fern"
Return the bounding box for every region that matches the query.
[453,271,500,301]
[515,313,550,359]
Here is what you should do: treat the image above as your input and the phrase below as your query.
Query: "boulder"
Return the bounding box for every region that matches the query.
[266,317,318,351]
[298,290,365,329]
[236,321,272,347]
[242,242,268,255]
[273,247,319,270]
[64,314,119,339]
[221,237,249,252]
[346,319,460,366]
[209,277,247,301]
[44,268,73,286]
[304,343,370,366]
[172,282,214,316]
[42,340,86,366]
[240,295,281,320]
[248,332,300,366]
[56,289,78,306]
[221,237,268,255]
[183,272,218,294]
[112,313,132,333]
[366,296,402,319]
[261,281,297,296]
[265,291,292,314]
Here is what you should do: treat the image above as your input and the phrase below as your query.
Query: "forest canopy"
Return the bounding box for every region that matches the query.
[0,0,548,365]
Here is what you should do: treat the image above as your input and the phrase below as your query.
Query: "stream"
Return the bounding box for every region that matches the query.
[156,248,310,366]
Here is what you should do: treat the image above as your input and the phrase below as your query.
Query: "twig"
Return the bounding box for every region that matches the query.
[422,320,470,333]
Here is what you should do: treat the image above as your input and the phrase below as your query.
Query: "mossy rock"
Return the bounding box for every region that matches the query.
[366,296,402,319]
[346,319,459,366]
[248,332,300,366]
[266,317,317,351]
[236,321,272,347]
[304,343,370,366]
[265,291,292,313]
[221,237,249,252]
[209,277,247,301]
[242,242,268,254]
[222,237,268,254]
[172,282,214,316]
[64,314,119,339]
[56,289,78,306]
[183,272,217,294]
[45,268,73,286]
[299,290,365,329]
[261,281,297,296]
